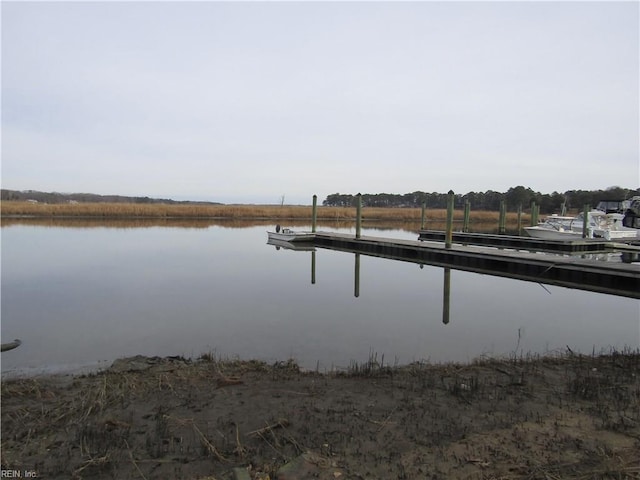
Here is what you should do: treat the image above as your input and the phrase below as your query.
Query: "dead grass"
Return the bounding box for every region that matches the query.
[1,351,638,479]
[1,201,529,224]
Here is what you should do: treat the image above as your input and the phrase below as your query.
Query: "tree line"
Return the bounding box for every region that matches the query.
[323,186,640,213]
[0,189,221,206]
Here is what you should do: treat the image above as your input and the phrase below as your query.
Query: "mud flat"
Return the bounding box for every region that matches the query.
[1,351,639,479]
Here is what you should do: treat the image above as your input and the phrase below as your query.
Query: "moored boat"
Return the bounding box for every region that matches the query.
[525,211,639,241]
[524,214,576,239]
[266,225,315,242]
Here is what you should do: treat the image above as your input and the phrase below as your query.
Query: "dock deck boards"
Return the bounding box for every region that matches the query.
[417,229,636,252]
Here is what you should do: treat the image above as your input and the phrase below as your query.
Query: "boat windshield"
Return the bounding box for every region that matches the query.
[596,201,624,213]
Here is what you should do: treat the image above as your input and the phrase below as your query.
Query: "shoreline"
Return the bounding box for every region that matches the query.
[2,351,638,479]
[3,345,632,380]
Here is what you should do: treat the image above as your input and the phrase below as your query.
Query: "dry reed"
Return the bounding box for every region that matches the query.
[1,201,529,224]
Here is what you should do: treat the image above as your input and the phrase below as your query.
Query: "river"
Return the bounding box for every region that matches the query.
[1,220,638,376]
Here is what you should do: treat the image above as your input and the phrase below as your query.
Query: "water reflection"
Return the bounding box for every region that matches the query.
[0,217,423,232]
[354,253,361,298]
[277,242,454,325]
[2,222,638,376]
[312,251,316,285]
[2,217,525,234]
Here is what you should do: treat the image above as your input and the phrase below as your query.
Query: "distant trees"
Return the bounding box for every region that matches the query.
[563,186,639,211]
[0,189,223,206]
[322,186,640,213]
[322,193,356,207]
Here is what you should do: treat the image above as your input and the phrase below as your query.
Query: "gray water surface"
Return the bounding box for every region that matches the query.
[1,223,638,375]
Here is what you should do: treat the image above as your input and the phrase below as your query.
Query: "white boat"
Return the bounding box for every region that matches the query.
[525,211,639,241]
[266,226,315,242]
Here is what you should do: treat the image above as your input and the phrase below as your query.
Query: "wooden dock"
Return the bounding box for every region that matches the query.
[311,231,640,299]
[418,230,628,252]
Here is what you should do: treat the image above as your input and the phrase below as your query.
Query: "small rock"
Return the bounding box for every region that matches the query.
[109,355,159,372]
[232,467,252,480]
[276,451,333,480]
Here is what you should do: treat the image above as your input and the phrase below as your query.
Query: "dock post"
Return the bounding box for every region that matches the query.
[517,203,522,233]
[463,200,470,233]
[582,204,590,238]
[499,200,506,234]
[561,202,567,216]
[311,194,317,233]
[421,202,426,230]
[445,190,454,249]
[530,201,537,226]
[355,193,362,239]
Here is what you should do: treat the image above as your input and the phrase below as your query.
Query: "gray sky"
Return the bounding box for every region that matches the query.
[2,1,638,205]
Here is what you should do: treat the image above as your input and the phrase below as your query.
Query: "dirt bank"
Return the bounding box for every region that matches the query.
[1,352,639,479]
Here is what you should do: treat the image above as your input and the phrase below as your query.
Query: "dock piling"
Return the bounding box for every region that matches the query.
[355,193,362,239]
[421,202,426,230]
[530,201,537,226]
[499,200,506,234]
[517,204,523,233]
[312,195,317,233]
[463,200,471,233]
[445,190,454,249]
[583,204,590,238]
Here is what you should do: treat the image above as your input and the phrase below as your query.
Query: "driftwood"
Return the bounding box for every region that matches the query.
[1,339,22,352]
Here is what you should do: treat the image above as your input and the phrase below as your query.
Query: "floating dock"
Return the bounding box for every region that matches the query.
[417,230,633,252]
[311,231,640,299]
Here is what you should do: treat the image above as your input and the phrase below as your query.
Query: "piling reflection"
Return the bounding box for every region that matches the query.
[267,239,455,323]
[354,253,360,298]
[443,268,451,325]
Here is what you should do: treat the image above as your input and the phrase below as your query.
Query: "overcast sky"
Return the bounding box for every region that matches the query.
[2,1,638,204]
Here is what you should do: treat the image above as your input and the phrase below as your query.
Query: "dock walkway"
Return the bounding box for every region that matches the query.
[417,229,639,252]
[311,231,640,299]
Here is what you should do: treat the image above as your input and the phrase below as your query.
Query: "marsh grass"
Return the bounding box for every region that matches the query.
[2,349,638,479]
[1,200,529,225]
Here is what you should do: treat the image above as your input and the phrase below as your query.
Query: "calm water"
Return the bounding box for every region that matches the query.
[1,222,639,375]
